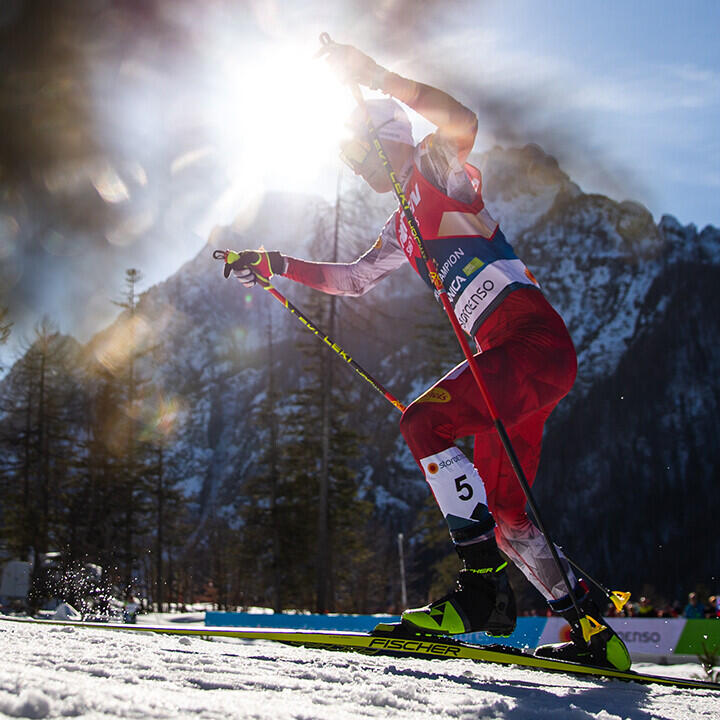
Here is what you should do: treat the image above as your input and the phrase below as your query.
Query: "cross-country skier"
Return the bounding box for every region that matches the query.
[215,41,630,671]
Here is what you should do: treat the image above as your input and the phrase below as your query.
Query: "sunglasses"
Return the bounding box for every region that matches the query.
[339,138,372,173]
[338,118,395,173]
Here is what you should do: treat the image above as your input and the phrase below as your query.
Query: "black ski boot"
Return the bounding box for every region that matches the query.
[535,588,631,670]
[401,540,516,637]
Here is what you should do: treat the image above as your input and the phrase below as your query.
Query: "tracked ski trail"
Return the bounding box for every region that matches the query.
[0,619,718,719]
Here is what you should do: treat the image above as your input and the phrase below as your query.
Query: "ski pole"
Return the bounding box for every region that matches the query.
[213,249,406,412]
[319,33,601,643]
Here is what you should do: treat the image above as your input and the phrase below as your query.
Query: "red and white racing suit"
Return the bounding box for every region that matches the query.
[281,134,578,601]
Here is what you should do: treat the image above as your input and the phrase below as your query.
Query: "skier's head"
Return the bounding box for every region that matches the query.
[340,99,414,193]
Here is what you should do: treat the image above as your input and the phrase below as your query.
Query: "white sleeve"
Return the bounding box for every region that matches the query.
[284,215,406,296]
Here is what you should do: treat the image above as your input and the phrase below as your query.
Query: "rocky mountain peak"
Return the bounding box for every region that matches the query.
[475,144,581,241]
[659,213,720,264]
[480,143,581,201]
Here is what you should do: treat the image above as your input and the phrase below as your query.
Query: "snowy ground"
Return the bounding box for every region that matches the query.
[0,616,718,720]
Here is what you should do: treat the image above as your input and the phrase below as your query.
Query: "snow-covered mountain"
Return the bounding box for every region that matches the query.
[3,145,718,601]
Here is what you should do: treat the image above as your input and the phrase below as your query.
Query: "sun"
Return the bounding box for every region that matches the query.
[212,42,356,193]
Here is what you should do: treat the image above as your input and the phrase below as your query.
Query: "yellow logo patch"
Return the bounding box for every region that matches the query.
[463,257,484,276]
[417,387,451,404]
[427,463,439,475]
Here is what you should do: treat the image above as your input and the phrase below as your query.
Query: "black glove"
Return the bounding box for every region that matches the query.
[318,40,386,90]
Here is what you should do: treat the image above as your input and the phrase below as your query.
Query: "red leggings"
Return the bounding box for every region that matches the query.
[399,289,577,531]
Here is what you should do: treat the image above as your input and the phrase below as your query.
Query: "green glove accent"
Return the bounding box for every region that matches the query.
[222,249,284,281]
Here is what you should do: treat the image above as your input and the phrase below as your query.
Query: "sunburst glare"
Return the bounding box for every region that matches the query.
[205,41,355,194]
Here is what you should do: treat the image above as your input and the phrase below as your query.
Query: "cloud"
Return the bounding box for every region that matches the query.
[568,62,720,115]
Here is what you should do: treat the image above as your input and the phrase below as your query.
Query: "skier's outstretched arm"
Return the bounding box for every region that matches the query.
[210,223,406,296]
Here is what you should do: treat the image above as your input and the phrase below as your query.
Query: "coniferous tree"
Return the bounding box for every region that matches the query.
[231,187,382,613]
[74,363,128,575]
[139,356,188,612]
[0,320,81,605]
[237,304,287,611]
[284,197,373,613]
[109,268,153,590]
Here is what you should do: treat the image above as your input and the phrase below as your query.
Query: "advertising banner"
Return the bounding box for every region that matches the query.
[606,618,687,656]
[537,617,687,657]
[674,619,720,655]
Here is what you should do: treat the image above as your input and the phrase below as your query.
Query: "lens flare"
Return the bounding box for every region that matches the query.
[0,215,19,265]
[106,209,156,247]
[92,164,130,204]
[0,252,22,291]
[41,229,83,257]
[140,392,182,441]
[94,313,153,375]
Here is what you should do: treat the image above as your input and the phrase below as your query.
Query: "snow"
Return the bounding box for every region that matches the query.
[1,618,718,719]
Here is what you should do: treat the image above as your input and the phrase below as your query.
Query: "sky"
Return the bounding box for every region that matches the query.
[466,0,720,224]
[0,0,718,369]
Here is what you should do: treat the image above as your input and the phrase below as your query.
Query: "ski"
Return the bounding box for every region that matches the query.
[2,616,718,691]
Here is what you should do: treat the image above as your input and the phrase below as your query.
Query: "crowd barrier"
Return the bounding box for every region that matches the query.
[205,611,720,662]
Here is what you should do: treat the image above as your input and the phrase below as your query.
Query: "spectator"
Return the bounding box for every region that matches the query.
[637,596,657,618]
[706,595,720,619]
[683,592,706,619]
[657,603,678,619]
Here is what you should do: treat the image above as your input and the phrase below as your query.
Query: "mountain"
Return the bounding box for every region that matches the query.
[539,255,720,598]
[2,146,718,606]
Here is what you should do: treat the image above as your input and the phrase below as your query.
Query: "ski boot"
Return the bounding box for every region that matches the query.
[535,586,631,670]
[401,540,516,637]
